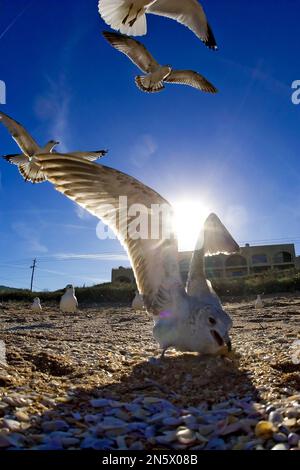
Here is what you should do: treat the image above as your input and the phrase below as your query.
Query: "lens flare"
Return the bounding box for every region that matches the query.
[173,200,211,252]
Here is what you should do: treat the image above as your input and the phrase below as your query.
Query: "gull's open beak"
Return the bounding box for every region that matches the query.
[211,331,232,352]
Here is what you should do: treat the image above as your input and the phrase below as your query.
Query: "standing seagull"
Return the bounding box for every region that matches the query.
[98,0,217,50]
[0,111,107,183]
[31,297,42,313]
[103,31,217,94]
[60,285,78,313]
[28,153,238,357]
[255,294,263,309]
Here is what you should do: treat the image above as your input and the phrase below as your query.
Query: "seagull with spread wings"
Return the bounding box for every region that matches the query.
[0,111,108,183]
[103,31,217,94]
[98,0,218,50]
[26,152,238,357]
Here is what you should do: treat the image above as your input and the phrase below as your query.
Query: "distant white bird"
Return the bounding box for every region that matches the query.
[0,111,108,183]
[103,31,217,94]
[132,291,145,310]
[98,0,217,50]
[60,285,78,313]
[29,152,239,357]
[31,297,42,313]
[255,294,263,309]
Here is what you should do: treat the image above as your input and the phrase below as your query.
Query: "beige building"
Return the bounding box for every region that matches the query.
[111,243,296,284]
[111,266,135,284]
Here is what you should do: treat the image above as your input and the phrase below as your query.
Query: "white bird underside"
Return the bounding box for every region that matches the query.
[102,31,217,94]
[28,153,239,355]
[60,292,78,313]
[35,152,180,314]
[0,111,107,183]
[98,0,218,49]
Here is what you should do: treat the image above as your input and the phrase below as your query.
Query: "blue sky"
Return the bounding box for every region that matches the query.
[0,0,300,290]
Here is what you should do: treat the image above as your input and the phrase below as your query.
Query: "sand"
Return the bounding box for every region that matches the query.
[0,294,299,450]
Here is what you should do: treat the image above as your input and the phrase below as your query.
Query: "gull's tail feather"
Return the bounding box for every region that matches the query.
[135,75,165,93]
[98,0,147,36]
[19,163,46,184]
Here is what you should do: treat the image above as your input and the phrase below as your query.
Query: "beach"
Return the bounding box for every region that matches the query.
[0,296,299,450]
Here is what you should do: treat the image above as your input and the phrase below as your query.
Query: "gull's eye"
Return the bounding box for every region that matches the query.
[209,317,216,326]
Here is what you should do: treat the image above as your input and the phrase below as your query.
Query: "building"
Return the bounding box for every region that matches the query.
[111,266,135,284]
[111,243,296,284]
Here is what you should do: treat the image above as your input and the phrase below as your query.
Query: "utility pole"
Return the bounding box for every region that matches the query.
[30,258,37,292]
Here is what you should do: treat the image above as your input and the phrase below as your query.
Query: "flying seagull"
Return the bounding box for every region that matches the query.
[28,153,238,357]
[0,111,108,183]
[98,0,217,50]
[103,31,217,94]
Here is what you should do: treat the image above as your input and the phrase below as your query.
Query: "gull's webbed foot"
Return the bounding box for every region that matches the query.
[122,3,133,24]
[128,8,142,27]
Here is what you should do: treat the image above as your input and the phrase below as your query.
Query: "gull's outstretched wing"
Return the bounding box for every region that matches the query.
[36,153,183,313]
[66,150,108,162]
[103,31,159,73]
[0,111,40,157]
[147,0,218,50]
[165,70,217,93]
[187,213,239,301]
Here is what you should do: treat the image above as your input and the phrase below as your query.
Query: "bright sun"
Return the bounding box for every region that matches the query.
[173,200,211,252]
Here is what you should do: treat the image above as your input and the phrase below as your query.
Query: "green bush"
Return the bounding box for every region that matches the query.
[212,269,300,298]
[1,270,300,304]
[0,283,135,304]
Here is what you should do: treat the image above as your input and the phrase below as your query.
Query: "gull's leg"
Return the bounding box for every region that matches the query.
[122,3,134,25]
[128,8,142,27]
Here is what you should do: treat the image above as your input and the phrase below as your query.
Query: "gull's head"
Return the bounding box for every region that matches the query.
[65,284,74,293]
[33,297,40,303]
[192,301,233,355]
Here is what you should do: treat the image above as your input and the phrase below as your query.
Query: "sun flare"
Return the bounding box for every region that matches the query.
[173,200,211,252]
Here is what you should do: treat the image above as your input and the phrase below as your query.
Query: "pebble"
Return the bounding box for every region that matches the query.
[273,433,287,443]
[0,363,299,452]
[162,417,182,426]
[272,443,289,450]
[0,435,11,448]
[206,438,226,450]
[288,433,299,446]
[15,411,30,422]
[268,411,283,425]
[255,421,274,439]
[2,419,21,432]
[176,428,196,445]
[42,420,69,432]
[285,408,300,419]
